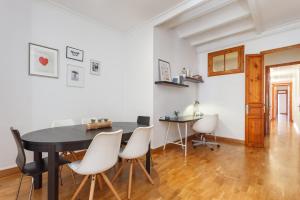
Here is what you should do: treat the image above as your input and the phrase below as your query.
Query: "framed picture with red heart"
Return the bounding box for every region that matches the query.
[29,43,59,78]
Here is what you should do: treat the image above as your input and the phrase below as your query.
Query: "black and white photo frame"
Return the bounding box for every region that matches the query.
[67,64,85,88]
[66,46,84,62]
[90,59,101,76]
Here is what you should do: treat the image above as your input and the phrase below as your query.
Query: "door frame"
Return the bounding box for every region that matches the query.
[261,44,300,135]
[271,82,292,121]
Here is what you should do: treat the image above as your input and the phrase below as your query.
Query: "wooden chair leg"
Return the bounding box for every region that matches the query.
[71,175,89,200]
[89,175,96,200]
[112,163,124,183]
[136,159,154,184]
[96,174,103,190]
[128,160,134,199]
[101,173,121,200]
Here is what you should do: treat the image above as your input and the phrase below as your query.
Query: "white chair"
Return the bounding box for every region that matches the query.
[112,126,154,199]
[69,130,123,200]
[192,114,220,150]
[81,117,97,124]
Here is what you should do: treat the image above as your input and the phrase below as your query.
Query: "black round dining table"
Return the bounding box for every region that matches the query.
[21,122,151,200]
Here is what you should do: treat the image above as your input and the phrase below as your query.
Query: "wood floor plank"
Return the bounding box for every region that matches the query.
[1,119,300,199]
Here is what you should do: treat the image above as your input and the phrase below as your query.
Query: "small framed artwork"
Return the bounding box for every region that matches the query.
[67,64,85,88]
[90,59,101,75]
[158,59,171,81]
[29,43,59,78]
[66,46,84,62]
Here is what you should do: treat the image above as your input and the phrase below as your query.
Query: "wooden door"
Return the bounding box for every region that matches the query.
[245,54,264,147]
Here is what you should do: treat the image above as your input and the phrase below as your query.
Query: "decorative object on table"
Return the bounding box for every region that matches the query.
[90,59,101,75]
[66,46,84,62]
[67,64,85,88]
[85,119,112,130]
[158,59,171,82]
[179,75,184,84]
[181,67,187,78]
[172,76,179,83]
[193,100,200,118]
[29,43,59,78]
[174,111,180,118]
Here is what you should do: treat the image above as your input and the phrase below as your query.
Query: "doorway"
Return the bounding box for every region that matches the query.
[270,82,292,122]
[263,45,300,137]
[245,44,300,147]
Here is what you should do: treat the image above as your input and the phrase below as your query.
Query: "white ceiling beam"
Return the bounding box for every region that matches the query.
[246,0,263,32]
[189,17,255,46]
[153,0,208,27]
[165,0,237,29]
[176,2,251,39]
[196,31,256,53]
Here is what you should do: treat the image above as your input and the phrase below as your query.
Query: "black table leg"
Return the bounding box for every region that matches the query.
[33,152,42,189]
[48,145,59,200]
[146,143,151,174]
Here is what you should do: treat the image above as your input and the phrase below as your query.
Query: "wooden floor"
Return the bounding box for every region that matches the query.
[1,118,300,200]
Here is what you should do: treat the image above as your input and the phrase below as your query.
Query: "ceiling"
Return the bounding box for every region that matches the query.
[49,0,300,50]
[48,0,185,31]
[160,0,300,51]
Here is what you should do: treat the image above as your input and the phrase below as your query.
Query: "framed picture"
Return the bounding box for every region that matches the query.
[66,46,84,62]
[67,64,85,88]
[158,59,171,81]
[90,59,101,75]
[29,43,59,78]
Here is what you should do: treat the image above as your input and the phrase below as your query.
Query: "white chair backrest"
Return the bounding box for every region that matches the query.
[192,114,218,134]
[121,126,153,159]
[75,130,123,174]
[51,119,75,128]
[81,117,97,124]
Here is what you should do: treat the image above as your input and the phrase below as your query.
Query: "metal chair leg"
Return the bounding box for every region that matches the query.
[16,174,24,200]
[28,177,34,200]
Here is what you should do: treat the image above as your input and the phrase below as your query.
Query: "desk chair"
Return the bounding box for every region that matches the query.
[10,127,69,200]
[68,130,123,200]
[112,126,154,199]
[192,114,220,150]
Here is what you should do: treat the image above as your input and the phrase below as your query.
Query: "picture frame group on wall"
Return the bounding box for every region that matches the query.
[67,64,85,88]
[29,43,59,78]
[158,59,171,82]
[66,46,84,62]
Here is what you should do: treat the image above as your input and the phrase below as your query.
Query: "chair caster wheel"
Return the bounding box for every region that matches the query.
[210,148,214,151]
[217,145,220,148]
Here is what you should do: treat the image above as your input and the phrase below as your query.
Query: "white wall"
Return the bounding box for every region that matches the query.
[0,0,126,169]
[123,25,154,122]
[0,0,32,169]
[197,27,300,140]
[153,27,198,148]
[278,93,287,114]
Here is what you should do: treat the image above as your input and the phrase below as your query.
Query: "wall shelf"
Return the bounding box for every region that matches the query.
[184,76,204,83]
[155,81,189,87]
